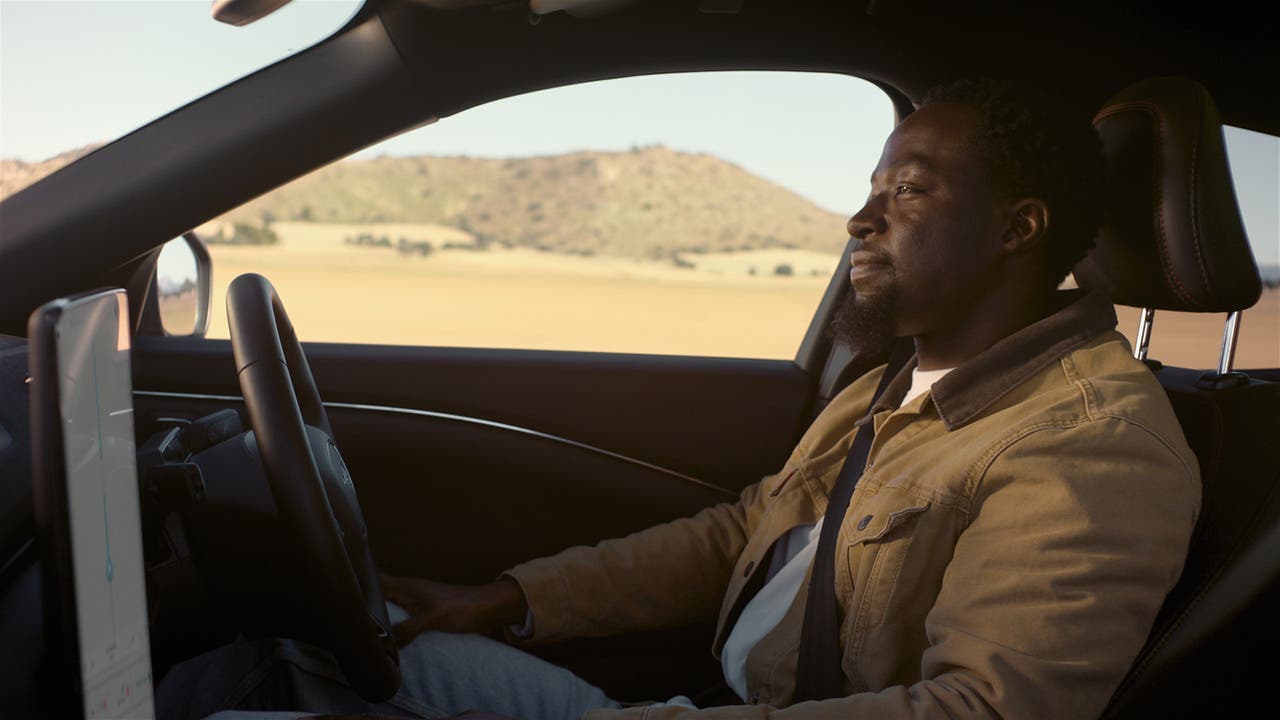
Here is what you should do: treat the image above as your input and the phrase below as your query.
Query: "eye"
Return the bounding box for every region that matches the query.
[894,185,914,196]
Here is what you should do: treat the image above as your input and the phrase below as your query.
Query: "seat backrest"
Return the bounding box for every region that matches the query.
[1102,368,1280,717]
[1075,77,1280,718]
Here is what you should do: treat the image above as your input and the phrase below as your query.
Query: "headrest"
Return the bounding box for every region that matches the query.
[1074,77,1262,312]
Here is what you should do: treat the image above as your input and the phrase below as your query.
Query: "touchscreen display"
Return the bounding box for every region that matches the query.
[56,292,154,719]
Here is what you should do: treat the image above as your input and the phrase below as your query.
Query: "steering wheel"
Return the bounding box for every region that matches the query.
[225,273,400,702]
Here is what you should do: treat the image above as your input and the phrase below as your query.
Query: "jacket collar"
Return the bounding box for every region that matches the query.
[857,290,1118,431]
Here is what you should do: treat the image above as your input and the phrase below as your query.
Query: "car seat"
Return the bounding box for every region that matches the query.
[1073,76,1280,719]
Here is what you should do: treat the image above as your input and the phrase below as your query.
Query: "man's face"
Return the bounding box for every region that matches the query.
[831,102,1009,352]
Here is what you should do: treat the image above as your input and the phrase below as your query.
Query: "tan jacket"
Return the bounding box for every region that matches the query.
[505,291,1201,720]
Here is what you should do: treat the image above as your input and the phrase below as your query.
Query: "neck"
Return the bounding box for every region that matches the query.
[912,287,1057,371]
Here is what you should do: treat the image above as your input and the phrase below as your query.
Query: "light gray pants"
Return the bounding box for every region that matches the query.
[158,604,622,720]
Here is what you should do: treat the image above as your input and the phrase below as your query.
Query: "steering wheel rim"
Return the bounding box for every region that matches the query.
[226,273,400,702]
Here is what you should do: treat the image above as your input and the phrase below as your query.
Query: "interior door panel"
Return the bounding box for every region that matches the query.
[132,391,739,581]
[133,338,814,491]
[130,335,819,699]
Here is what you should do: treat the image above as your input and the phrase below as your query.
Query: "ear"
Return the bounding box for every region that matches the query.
[1001,198,1049,255]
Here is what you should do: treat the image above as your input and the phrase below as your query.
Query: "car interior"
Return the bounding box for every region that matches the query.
[0,1,1275,717]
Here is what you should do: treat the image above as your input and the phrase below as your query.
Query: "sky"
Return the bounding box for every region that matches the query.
[2,0,1277,263]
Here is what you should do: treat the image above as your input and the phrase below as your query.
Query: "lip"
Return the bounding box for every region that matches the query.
[849,264,891,284]
[849,252,892,284]
[850,250,891,266]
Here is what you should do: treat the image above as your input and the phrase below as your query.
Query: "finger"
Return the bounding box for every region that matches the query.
[393,614,431,647]
[379,573,411,605]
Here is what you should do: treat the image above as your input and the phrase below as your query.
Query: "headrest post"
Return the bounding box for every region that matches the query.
[1134,307,1156,361]
[1218,311,1242,375]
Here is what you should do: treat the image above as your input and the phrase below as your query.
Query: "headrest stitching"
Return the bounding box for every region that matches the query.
[1185,97,1211,309]
[1094,101,1197,309]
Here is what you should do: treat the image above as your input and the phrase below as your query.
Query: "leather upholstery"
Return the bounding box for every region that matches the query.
[1074,77,1262,312]
[1102,368,1280,718]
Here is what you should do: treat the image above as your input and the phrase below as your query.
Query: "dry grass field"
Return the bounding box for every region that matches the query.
[205,222,1279,367]
[157,288,198,335]
[205,223,835,358]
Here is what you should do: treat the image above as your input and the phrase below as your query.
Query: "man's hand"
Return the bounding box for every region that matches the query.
[380,573,528,646]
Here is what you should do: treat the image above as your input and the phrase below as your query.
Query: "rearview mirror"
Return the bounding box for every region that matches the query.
[156,233,212,337]
[212,0,294,27]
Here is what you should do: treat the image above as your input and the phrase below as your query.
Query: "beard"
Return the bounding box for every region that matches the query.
[828,284,899,360]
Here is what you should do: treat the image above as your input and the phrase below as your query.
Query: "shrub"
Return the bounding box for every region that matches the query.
[212,222,280,245]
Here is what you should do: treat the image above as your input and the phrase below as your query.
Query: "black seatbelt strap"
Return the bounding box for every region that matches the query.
[793,340,914,702]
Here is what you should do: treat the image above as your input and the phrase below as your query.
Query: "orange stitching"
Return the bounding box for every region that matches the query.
[1094,101,1196,308]
[1186,93,1210,308]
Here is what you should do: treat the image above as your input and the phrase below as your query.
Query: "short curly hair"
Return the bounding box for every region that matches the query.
[922,78,1105,287]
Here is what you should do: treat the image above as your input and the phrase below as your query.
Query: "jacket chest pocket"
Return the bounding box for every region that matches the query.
[840,492,931,634]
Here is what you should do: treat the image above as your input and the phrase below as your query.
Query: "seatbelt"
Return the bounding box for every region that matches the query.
[793,339,915,702]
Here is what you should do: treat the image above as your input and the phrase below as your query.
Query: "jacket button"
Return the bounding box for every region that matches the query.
[857,514,873,530]
[743,560,755,577]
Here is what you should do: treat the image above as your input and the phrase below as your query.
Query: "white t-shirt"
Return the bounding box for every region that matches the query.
[719,519,824,699]
[903,366,952,406]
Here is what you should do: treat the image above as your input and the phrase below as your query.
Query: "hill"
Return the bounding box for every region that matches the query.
[220,146,849,259]
[2,144,850,260]
[0,143,104,202]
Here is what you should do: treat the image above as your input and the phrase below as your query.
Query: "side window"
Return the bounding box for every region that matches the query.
[1113,126,1279,370]
[198,72,893,359]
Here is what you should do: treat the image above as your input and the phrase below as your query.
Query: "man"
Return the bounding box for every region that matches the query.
[188,78,1200,720]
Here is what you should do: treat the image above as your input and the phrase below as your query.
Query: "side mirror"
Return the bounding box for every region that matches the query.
[155,233,212,337]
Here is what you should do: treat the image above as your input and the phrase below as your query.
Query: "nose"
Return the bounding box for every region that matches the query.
[847,195,886,241]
